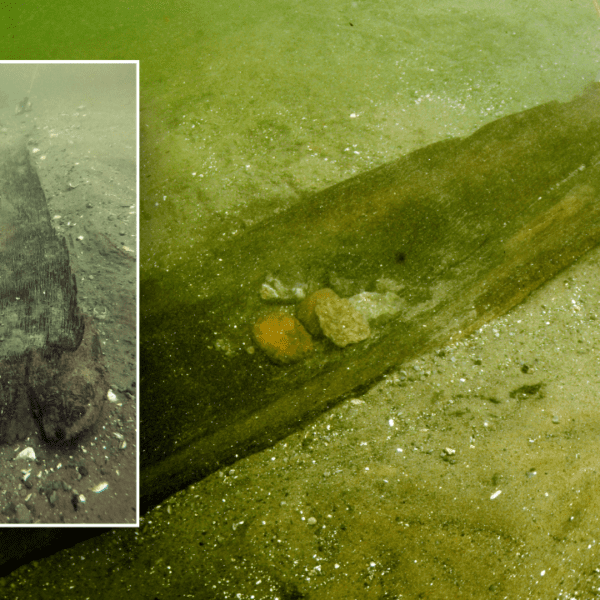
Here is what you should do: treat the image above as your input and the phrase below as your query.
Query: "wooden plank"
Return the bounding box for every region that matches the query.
[140,84,600,512]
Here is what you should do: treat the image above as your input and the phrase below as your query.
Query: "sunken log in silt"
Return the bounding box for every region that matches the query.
[141,84,600,513]
[0,133,108,445]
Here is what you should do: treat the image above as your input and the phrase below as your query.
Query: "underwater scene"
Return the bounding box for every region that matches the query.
[1,0,600,598]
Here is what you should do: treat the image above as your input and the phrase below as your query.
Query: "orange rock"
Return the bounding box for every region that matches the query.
[252,311,314,364]
[297,288,338,336]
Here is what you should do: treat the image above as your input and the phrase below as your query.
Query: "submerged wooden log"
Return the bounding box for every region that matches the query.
[0,133,108,445]
[141,84,600,512]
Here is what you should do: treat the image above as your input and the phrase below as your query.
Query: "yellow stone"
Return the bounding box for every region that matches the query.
[252,311,314,364]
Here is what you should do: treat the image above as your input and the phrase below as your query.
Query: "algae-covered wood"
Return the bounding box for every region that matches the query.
[141,84,600,512]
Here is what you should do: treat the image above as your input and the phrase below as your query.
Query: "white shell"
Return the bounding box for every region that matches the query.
[107,390,118,403]
[259,282,279,300]
[90,482,109,493]
[15,447,36,461]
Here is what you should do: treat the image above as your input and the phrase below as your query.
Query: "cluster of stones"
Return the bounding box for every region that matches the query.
[252,288,371,365]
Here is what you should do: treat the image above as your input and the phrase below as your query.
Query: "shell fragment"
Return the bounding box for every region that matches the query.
[90,482,109,494]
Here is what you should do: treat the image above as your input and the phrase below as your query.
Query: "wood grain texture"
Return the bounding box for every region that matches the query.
[0,134,108,446]
[0,133,83,362]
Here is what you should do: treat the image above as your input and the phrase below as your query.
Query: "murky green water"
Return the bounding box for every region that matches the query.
[1,0,599,597]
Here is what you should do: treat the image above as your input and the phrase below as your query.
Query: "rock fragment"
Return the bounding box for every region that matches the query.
[297,288,338,336]
[252,311,314,364]
[348,291,404,321]
[315,294,370,348]
[15,447,36,461]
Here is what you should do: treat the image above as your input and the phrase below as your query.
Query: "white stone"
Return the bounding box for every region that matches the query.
[15,447,36,461]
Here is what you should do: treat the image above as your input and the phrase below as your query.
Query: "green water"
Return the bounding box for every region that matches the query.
[7,1,597,285]
[0,0,599,597]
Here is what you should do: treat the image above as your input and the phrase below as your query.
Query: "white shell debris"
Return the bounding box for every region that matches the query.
[107,389,118,403]
[260,276,306,302]
[90,482,109,493]
[490,490,502,500]
[113,432,124,440]
[259,282,279,301]
[15,447,36,461]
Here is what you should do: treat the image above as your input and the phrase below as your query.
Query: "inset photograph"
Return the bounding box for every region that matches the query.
[0,61,138,525]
